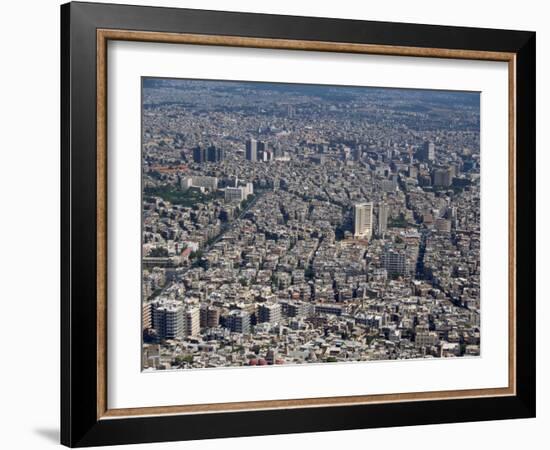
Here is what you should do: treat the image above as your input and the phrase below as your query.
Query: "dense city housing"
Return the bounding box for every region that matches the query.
[141,78,481,370]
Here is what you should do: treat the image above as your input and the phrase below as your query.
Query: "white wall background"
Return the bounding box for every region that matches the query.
[0,0,545,448]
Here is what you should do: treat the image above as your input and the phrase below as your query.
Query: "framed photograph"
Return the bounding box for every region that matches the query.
[61,1,536,447]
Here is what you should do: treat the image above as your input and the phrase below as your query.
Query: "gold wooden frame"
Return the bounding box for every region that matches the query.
[96,29,516,420]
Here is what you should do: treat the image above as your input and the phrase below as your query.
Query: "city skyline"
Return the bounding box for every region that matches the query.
[141,77,481,371]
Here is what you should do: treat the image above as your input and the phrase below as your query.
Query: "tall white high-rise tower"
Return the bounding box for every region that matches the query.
[354,202,374,239]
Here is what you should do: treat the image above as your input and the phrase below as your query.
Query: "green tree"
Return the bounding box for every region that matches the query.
[149,246,168,257]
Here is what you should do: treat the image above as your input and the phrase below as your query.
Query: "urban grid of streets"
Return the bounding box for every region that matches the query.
[141,78,481,370]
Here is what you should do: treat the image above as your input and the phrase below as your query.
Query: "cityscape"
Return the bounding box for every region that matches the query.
[141,78,481,371]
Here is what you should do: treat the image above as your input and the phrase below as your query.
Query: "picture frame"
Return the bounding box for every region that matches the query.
[61,1,536,447]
